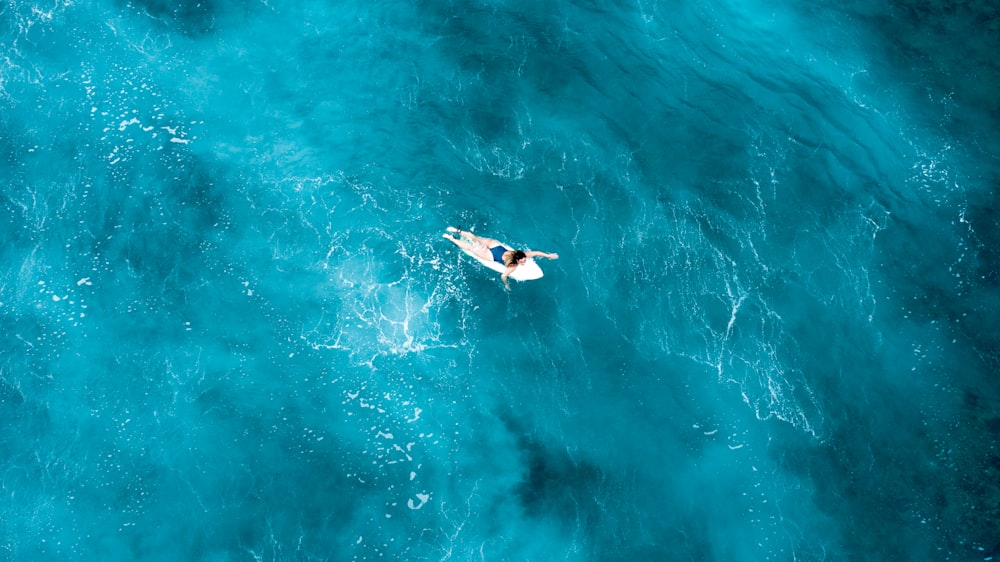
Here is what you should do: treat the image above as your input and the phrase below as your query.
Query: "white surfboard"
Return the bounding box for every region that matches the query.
[459,241,544,281]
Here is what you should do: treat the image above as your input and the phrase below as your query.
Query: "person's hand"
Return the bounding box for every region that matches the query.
[549,253,559,259]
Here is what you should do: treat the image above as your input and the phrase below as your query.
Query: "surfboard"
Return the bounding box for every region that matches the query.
[459,241,544,281]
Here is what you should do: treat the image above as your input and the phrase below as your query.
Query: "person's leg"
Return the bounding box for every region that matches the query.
[445,227,496,260]
[447,227,499,248]
[442,233,473,251]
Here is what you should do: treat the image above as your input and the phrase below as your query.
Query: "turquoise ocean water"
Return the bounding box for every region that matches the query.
[2,0,999,560]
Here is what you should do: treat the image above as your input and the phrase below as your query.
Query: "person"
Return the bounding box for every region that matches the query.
[442,226,558,289]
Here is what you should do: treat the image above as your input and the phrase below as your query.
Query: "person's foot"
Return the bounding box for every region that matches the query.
[446,226,460,233]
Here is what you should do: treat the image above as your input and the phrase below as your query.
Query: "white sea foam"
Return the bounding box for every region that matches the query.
[407,493,430,510]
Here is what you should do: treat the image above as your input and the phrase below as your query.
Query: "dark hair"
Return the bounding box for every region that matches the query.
[506,250,527,267]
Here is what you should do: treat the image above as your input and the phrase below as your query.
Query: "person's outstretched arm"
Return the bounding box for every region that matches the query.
[525,250,558,259]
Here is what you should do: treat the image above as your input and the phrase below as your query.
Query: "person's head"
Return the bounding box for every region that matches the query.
[505,250,527,267]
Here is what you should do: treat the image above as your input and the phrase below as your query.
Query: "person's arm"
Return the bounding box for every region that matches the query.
[525,250,558,260]
[501,267,515,290]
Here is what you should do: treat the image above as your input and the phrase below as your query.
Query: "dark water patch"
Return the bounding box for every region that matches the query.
[116,0,219,37]
[481,406,616,556]
[419,2,554,143]
[784,422,939,558]
[490,309,725,559]
[12,326,363,558]
[0,115,25,189]
[811,0,1000,156]
[79,149,231,318]
[955,181,1000,370]
[872,212,973,322]
[0,120,83,251]
[506,416,604,521]
[773,318,1000,560]
[418,0,666,159]
[0,401,51,473]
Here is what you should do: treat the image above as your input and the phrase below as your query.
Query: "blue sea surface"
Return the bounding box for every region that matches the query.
[2,0,999,560]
